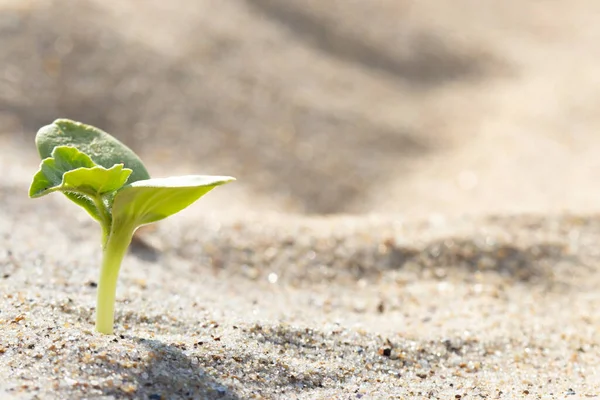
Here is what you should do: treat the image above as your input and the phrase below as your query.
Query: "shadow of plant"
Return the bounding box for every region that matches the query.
[80,337,242,400]
[55,323,485,399]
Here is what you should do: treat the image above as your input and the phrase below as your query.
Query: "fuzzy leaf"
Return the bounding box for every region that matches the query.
[29,146,132,221]
[29,146,132,198]
[35,119,150,183]
[62,165,132,195]
[111,175,235,228]
[29,146,96,198]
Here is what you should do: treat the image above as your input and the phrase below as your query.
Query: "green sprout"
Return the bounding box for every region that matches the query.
[29,119,235,334]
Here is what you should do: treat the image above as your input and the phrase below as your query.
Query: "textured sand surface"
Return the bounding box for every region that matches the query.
[2,0,600,399]
[3,172,600,399]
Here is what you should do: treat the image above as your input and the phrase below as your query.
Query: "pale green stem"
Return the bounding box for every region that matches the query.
[95,224,135,334]
[92,195,112,246]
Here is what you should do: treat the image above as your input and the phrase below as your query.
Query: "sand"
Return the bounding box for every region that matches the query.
[2,0,600,399]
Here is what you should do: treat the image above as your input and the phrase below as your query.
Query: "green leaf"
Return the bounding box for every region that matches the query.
[29,146,132,222]
[35,119,150,183]
[111,175,235,228]
[62,164,132,195]
[29,146,96,196]
[29,146,132,198]
[29,146,94,197]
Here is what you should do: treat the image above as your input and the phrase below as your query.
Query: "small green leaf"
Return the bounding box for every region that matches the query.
[29,146,132,222]
[29,146,132,198]
[29,146,96,198]
[36,119,150,183]
[111,175,235,228]
[62,164,132,195]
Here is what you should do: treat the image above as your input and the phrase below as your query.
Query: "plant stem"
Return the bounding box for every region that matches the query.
[92,195,112,246]
[95,225,135,334]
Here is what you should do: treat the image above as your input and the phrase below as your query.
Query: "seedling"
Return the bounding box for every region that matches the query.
[29,119,235,334]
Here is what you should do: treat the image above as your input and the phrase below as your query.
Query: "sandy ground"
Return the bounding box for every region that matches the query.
[2,0,600,399]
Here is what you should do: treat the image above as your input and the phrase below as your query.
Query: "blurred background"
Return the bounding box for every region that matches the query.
[2,0,600,218]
